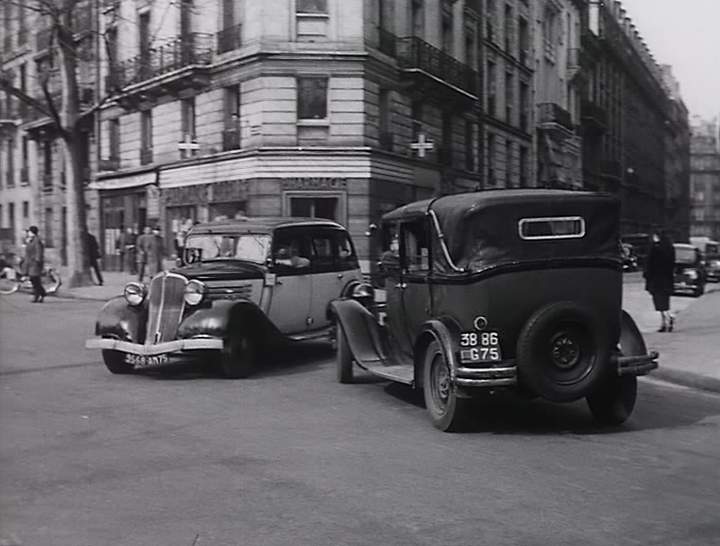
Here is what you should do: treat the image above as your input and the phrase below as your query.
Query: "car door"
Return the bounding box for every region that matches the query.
[307,227,343,330]
[399,217,433,346]
[380,222,414,357]
[266,228,312,334]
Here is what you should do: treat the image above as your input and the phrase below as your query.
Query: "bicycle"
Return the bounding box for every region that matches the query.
[0,263,62,296]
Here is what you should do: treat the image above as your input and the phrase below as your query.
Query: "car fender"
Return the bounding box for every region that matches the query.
[95,296,148,343]
[178,300,282,348]
[330,298,387,369]
[412,317,462,389]
[619,310,648,357]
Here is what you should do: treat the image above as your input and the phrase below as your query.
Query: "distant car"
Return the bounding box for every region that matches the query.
[673,243,706,297]
[86,217,366,378]
[690,237,720,282]
[705,254,720,283]
[621,243,639,272]
[332,190,658,431]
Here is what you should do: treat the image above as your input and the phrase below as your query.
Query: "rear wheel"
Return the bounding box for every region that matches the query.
[587,375,637,425]
[0,268,20,295]
[220,336,255,379]
[102,350,134,374]
[423,341,470,432]
[336,324,354,384]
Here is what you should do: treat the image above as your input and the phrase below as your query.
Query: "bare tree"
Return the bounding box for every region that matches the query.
[0,0,112,286]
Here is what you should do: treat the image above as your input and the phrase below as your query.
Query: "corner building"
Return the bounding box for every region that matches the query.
[93,0,489,271]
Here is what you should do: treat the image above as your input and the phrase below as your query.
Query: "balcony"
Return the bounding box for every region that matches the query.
[222,128,241,151]
[581,99,608,136]
[378,27,396,57]
[140,147,153,165]
[537,102,574,138]
[396,36,479,102]
[217,24,242,54]
[109,33,213,100]
[99,157,120,171]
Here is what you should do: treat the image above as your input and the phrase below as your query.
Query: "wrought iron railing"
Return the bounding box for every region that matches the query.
[222,128,241,151]
[217,24,242,54]
[537,102,573,131]
[99,157,120,171]
[378,27,397,57]
[396,36,478,96]
[111,33,214,90]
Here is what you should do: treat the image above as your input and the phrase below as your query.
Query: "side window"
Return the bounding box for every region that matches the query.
[272,229,311,273]
[310,230,336,272]
[335,231,358,270]
[402,219,430,274]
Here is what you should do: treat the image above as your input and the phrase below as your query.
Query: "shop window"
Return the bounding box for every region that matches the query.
[297,78,328,121]
[290,196,337,220]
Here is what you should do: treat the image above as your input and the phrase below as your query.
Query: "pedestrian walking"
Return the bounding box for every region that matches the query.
[24,225,46,303]
[643,230,676,332]
[85,231,104,286]
[146,226,165,278]
[136,226,152,282]
[117,227,137,274]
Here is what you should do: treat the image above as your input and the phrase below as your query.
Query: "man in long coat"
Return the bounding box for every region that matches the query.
[24,225,46,303]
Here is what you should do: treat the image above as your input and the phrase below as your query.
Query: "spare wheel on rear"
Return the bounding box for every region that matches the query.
[516,302,612,403]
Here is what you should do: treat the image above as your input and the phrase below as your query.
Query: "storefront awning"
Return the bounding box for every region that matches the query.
[89,171,158,191]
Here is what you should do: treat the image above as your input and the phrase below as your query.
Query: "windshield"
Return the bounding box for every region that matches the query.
[184,233,272,264]
[675,247,697,264]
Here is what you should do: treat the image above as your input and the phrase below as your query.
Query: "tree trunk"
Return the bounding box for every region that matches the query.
[61,134,92,287]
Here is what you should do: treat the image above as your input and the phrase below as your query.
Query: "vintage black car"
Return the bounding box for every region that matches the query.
[331,190,658,431]
[673,243,706,297]
[86,217,365,378]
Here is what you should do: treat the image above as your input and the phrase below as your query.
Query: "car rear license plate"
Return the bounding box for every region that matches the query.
[459,331,502,363]
[124,353,169,369]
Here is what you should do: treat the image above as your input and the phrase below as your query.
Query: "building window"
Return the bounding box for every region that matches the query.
[223,85,241,151]
[411,0,424,37]
[109,118,120,162]
[285,191,346,226]
[138,11,151,79]
[296,0,328,40]
[297,0,327,13]
[378,88,393,150]
[140,109,153,164]
[20,136,29,185]
[8,203,15,239]
[486,0,496,43]
[505,71,514,124]
[487,133,496,185]
[543,6,559,61]
[518,16,529,65]
[487,60,496,117]
[180,98,197,158]
[505,140,513,187]
[42,139,52,189]
[519,81,529,131]
[5,138,14,188]
[22,201,29,220]
[504,3,513,53]
[411,99,423,141]
[297,78,328,121]
[465,120,475,172]
[519,146,528,187]
[44,207,54,248]
[441,1,453,55]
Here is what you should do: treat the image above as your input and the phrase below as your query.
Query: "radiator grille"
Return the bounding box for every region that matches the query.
[147,273,187,344]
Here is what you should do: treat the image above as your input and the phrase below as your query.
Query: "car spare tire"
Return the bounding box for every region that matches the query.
[516,302,612,403]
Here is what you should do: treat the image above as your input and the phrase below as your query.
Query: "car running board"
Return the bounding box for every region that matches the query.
[359,362,415,385]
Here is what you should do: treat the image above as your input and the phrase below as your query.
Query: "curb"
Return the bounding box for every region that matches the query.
[652,367,720,395]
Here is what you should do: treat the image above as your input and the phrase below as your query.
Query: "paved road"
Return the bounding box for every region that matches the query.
[1,296,719,546]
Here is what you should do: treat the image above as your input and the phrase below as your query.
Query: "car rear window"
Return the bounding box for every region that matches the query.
[518,216,586,241]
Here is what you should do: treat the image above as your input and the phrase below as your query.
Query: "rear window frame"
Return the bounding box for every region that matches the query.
[517,216,587,241]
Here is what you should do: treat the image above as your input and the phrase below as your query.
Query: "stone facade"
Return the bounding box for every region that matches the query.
[690,119,720,240]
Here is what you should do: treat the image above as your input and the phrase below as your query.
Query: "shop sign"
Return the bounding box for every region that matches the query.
[281,177,348,191]
[209,180,248,202]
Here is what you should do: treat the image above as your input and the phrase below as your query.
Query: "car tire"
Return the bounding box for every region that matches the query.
[516,302,611,403]
[102,350,134,374]
[423,340,470,432]
[220,336,255,379]
[587,375,637,426]
[336,324,354,384]
[694,284,705,297]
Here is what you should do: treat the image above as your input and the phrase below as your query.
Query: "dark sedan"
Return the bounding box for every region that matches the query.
[673,243,706,297]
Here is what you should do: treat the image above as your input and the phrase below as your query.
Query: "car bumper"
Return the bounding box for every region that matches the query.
[614,351,659,376]
[85,337,224,355]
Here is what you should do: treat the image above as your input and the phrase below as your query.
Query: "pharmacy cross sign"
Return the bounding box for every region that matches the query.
[178,133,200,152]
[411,133,435,158]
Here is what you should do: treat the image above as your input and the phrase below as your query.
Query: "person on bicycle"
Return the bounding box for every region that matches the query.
[24,226,46,303]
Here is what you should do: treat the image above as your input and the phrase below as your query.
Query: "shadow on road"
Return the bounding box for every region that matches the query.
[381,380,720,435]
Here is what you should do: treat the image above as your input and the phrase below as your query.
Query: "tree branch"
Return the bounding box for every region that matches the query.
[0,76,55,120]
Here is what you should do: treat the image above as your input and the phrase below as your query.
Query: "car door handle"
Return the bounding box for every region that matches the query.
[337,273,344,279]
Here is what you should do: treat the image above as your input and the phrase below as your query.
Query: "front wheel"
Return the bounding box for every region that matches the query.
[586,375,637,426]
[102,350,135,374]
[336,324,354,384]
[423,341,470,432]
[220,336,255,379]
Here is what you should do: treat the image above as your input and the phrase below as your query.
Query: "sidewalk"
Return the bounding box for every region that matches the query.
[54,268,720,394]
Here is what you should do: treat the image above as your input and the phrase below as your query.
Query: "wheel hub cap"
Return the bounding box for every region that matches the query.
[551,333,580,369]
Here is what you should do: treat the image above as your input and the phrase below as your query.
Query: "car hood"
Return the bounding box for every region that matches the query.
[171,260,266,281]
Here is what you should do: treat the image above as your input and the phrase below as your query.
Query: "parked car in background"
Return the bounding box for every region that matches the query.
[621,233,650,268]
[332,190,658,431]
[86,217,366,378]
[621,243,639,272]
[673,243,706,297]
[690,237,720,282]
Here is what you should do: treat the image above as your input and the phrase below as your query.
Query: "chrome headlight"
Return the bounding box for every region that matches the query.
[683,268,698,279]
[123,282,146,307]
[184,279,206,306]
[352,283,374,300]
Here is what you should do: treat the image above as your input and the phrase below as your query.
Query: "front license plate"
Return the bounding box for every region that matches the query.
[459,331,502,363]
[124,353,169,369]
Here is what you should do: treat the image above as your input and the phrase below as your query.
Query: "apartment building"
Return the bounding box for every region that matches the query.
[578,0,681,234]
[92,0,487,270]
[481,0,535,188]
[534,0,582,189]
[690,119,720,240]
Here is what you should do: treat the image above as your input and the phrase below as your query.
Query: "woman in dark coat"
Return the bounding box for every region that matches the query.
[24,225,46,303]
[643,231,676,332]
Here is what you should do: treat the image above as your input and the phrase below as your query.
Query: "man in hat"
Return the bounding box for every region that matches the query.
[24,225,46,303]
